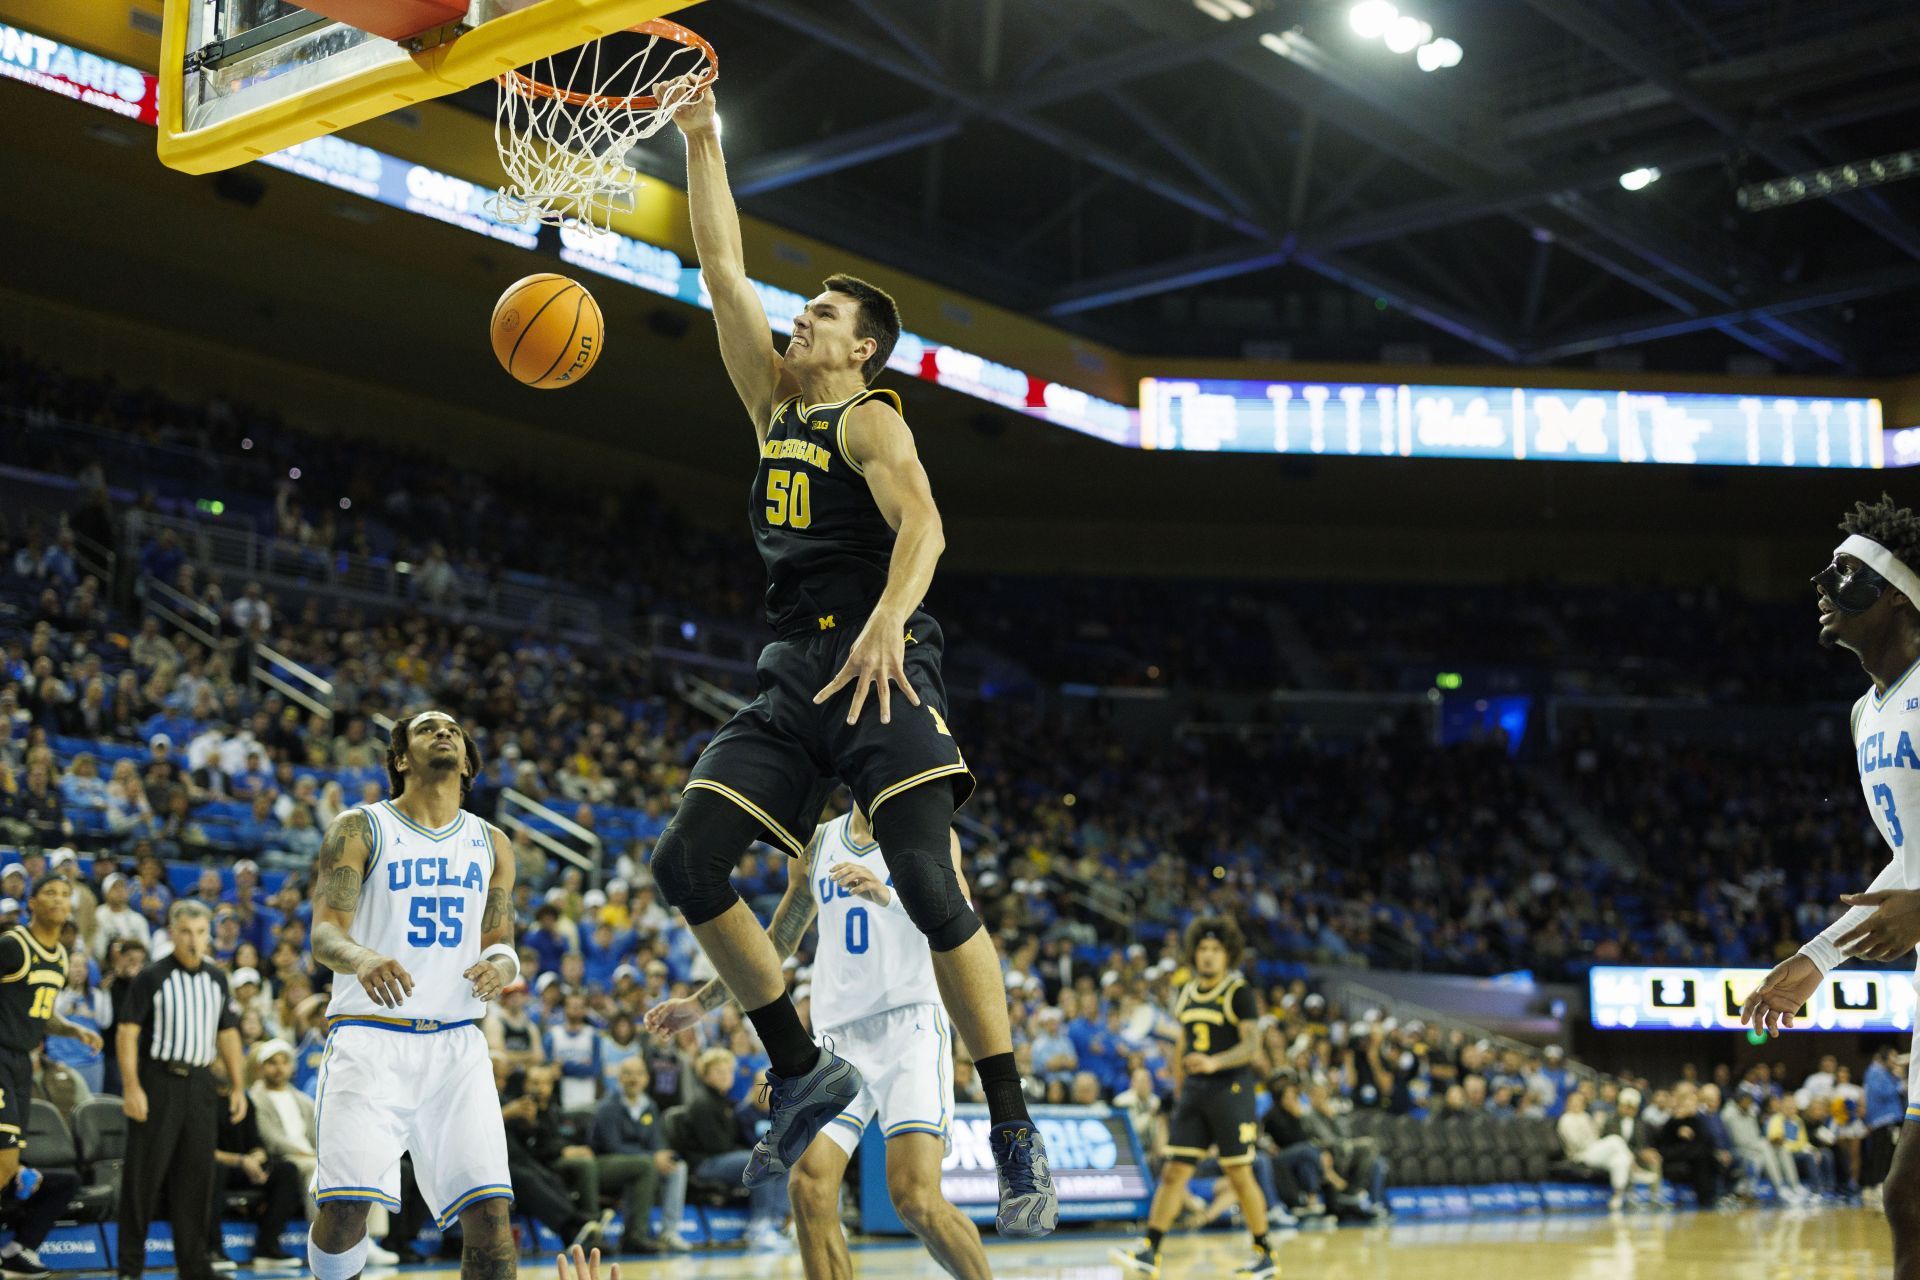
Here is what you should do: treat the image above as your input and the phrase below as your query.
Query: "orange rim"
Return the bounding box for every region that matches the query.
[497,18,717,110]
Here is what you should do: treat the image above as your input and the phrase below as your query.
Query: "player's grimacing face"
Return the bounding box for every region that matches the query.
[1193,936,1228,977]
[1814,553,1895,653]
[787,293,870,377]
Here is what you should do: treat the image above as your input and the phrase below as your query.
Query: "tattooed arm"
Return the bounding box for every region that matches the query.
[462,824,518,1002]
[694,836,818,1013]
[311,809,414,1008]
[644,832,821,1035]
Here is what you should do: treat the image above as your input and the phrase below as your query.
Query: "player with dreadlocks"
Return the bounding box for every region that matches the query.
[1744,495,1920,1276]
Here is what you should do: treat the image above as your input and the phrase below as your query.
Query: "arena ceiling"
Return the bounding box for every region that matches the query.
[448,0,1920,375]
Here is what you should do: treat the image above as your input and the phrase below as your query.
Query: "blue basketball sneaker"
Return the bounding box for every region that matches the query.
[743,1049,863,1188]
[989,1121,1059,1237]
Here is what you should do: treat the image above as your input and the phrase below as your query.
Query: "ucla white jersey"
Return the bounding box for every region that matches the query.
[1853,675,1920,873]
[808,814,943,1033]
[326,801,493,1025]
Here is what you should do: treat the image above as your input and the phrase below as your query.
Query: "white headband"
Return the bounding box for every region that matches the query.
[1837,534,1920,605]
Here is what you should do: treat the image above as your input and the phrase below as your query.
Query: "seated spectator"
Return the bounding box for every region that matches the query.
[1558,1090,1633,1211]
[59,753,107,812]
[1656,1085,1722,1207]
[247,1039,318,1216]
[501,1064,605,1251]
[209,1065,301,1264]
[1864,1047,1904,1199]
[1723,1087,1803,1204]
[92,873,152,964]
[1114,1066,1163,1165]
[664,1048,789,1254]
[1299,1081,1386,1217]
[8,762,67,844]
[105,760,158,840]
[1602,1087,1663,1187]
[1259,1076,1325,1216]
[1768,1095,1833,1197]
[588,1057,689,1254]
[1030,1006,1078,1088]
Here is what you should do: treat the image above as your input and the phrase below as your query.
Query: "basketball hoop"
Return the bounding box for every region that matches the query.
[490,18,716,233]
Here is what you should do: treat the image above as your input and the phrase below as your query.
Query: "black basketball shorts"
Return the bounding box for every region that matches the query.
[685,608,975,858]
[0,1051,32,1150]
[1166,1071,1259,1167]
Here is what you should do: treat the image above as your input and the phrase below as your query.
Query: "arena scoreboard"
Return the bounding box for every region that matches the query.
[1590,964,1916,1033]
[1139,377,1884,468]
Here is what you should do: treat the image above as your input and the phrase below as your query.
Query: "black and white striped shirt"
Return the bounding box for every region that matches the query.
[120,956,238,1068]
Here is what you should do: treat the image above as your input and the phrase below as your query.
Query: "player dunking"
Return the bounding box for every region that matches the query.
[647,807,992,1280]
[1744,496,1920,1279]
[306,711,549,1280]
[1115,917,1273,1280]
[648,78,1056,1235]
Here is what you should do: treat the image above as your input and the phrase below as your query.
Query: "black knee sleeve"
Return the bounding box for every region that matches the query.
[871,785,980,952]
[648,790,765,926]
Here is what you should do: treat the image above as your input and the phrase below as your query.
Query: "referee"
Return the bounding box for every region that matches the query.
[115,901,247,1280]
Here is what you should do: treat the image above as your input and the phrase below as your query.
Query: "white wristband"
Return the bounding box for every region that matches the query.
[481,943,521,983]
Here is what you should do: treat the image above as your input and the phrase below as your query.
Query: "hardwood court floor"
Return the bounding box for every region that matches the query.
[372,1207,1894,1280]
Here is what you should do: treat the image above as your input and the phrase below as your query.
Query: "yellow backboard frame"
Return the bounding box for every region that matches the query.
[157,0,701,174]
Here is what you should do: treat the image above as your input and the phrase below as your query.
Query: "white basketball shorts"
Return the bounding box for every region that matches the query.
[818,1001,955,1157]
[313,1019,513,1228]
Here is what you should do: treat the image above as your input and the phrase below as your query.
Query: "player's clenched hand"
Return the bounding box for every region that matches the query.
[828,861,892,906]
[814,615,919,725]
[354,954,414,1008]
[1183,1052,1217,1075]
[558,1245,617,1280]
[1739,954,1822,1038]
[1835,889,1920,961]
[644,997,705,1037]
[463,959,507,1002]
[72,1027,103,1053]
[663,74,716,136]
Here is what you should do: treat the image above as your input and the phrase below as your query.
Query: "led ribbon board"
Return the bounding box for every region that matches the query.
[1141,377,1885,468]
[1590,964,1915,1032]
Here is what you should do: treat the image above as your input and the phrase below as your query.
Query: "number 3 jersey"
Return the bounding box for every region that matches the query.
[0,927,68,1052]
[1805,675,1920,975]
[807,812,942,1034]
[326,801,493,1025]
[1173,971,1258,1076]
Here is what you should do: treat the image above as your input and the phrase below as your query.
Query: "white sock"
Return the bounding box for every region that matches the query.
[0,1241,20,1258]
[306,1234,369,1280]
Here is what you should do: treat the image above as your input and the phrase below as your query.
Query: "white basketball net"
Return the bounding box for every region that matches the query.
[490,23,713,233]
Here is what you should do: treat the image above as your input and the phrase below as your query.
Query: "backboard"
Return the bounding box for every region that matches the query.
[158,0,702,174]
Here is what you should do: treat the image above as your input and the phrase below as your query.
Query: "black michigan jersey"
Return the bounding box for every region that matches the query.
[753,389,905,636]
[1174,971,1258,1068]
[0,926,68,1053]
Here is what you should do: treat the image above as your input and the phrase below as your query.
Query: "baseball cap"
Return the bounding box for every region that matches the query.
[583,889,606,909]
[535,972,561,994]
[233,858,259,875]
[0,900,18,916]
[612,964,641,984]
[48,848,76,868]
[231,967,261,989]
[0,864,24,883]
[101,873,127,895]
[149,733,172,750]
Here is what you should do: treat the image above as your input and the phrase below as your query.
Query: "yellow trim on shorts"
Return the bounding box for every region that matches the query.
[1218,1152,1257,1167]
[1164,1145,1206,1161]
[682,781,807,858]
[868,763,972,817]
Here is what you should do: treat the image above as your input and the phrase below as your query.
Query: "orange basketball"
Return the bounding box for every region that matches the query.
[490,273,604,388]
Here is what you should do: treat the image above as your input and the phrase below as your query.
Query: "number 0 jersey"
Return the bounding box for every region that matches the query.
[753,389,906,636]
[1173,971,1258,1070]
[325,802,494,1026]
[0,927,68,1052]
[806,813,943,1033]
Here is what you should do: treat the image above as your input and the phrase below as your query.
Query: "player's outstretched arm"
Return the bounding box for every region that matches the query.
[464,825,520,1002]
[814,400,945,725]
[668,79,790,439]
[311,810,413,1008]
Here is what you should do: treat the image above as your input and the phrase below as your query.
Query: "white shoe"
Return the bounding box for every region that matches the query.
[746,1226,792,1254]
[659,1233,693,1252]
[364,1243,400,1267]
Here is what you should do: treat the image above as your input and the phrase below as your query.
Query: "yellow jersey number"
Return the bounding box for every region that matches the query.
[1188,1020,1211,1053]
[28,988,54,1019]
[766,470,812,529]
